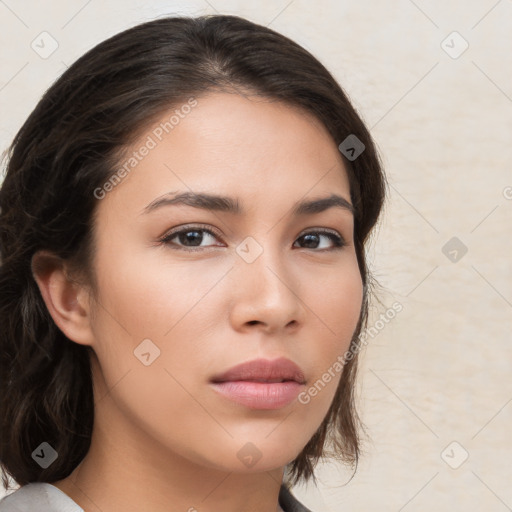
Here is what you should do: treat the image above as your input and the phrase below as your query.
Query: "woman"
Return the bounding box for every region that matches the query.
[0,14,386,512]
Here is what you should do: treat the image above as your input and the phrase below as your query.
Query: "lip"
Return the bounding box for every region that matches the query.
[210,357,306,410]
[210,357,306,384]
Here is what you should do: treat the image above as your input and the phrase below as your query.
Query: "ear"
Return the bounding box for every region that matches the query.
[31,250,95,347]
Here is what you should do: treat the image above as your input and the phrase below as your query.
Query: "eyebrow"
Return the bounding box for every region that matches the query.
[142,191,355,217]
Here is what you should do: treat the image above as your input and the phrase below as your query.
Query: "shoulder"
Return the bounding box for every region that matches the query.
[1,482,309,512]
[279,484,314,512]
[0,483,83,512]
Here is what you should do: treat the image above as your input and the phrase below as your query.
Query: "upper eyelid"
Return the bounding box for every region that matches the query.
[160,224,222,240]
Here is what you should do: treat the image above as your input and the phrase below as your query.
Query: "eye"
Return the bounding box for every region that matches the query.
[159,225,346,251]
[294,229,346,251]
[159,224,224,250]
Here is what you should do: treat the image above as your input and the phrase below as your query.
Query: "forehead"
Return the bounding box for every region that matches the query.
[97,92,352,218]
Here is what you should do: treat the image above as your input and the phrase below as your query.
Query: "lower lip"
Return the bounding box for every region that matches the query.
[210,381,304,410]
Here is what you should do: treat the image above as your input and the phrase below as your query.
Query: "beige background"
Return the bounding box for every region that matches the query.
[1,1,511,510]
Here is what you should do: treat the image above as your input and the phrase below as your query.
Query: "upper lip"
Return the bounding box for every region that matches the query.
[210,357,306,384]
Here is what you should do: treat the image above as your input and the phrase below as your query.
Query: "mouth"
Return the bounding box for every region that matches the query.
[209,357,306,410]
[211,377,296,384]
[210,356,306,384]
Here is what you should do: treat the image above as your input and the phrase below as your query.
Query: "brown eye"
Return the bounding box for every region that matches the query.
[159,226,346,252]
[159,225,224,250]
[294,230,346,250]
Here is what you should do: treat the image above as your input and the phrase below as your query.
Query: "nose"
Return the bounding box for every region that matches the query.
[228,243,305,335]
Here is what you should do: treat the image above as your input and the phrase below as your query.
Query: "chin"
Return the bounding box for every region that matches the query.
[188,438,307,475]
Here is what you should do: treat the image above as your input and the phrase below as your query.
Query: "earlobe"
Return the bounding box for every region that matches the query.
[31,250,94,347]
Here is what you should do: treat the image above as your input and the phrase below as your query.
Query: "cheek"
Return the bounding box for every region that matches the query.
[87,241,232,396]
[325,268,363,332]
[86,247,223,450]
[305,256,363,348]
[91,239,227,337]
[297,258,363,403]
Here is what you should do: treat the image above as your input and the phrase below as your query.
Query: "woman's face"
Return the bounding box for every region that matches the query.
[85,91,363,473]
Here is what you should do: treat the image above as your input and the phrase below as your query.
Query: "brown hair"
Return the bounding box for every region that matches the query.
[0,14,386,490]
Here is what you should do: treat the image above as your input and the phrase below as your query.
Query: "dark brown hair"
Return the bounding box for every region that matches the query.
[0,14,386,490]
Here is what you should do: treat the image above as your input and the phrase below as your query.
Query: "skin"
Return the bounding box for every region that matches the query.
[33,91,363,512]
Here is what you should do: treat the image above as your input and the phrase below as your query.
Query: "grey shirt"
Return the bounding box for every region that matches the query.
[0,482,312,512]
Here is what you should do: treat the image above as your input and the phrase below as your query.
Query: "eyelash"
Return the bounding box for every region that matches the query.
[158,224,346,252]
